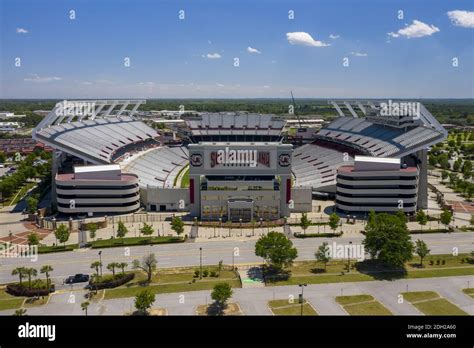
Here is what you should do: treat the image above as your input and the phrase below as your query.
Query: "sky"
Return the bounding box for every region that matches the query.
[0,0,473,99]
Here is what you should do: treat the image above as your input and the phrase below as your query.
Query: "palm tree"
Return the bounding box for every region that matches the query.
[117,262,128,275]
[81,301,90,316]
[40,265,53,289]
[90,261,102,279]
[24,268,38,288]
[11,267,27,286]
[106,262,118,277]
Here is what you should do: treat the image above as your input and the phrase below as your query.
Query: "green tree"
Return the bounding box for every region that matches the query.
[441,170,449,181]
[132,253,157,283]
[40,265,53,289]
[88,223,97,241]
[414,239,430,267]
[367,210,376,228]
[54,224,70,246]
[440,209,453,230]
[27,232,40,246]
[90,261,102,278]
[255,232,298,271]
[299,213,311,235]
[140,222,154,237]
[315,242,331,271]
[116,221,128,241]
[13,308,27,316]
[107,262,118,277]
[363,213,413,268]
[328,213,340,233]
[25,196,38,214]
[81,301,90,316]
[462,161,472,180]
[134,289,155,315]
[211,282,233,314]
[416,210,428,232]
[170,216,184,236]
[24,268,37,287]
[453,159,462,172]
[117,262,128,274]
[11,267,27,286]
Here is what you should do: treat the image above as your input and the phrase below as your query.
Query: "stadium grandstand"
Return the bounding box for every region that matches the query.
[32,99,446,218]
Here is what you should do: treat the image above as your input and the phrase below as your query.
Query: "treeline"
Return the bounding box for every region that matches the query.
[0,149,52,199]
[0,99,473,124]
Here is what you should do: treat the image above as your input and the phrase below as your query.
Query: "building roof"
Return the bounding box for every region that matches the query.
[354,156,400,164]
[74,164,121,174]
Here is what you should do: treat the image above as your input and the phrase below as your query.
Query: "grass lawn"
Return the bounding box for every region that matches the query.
[401,291,468,316]
[38,244,78,254]
[104,266,241,300]
[90,236,184,249]
[9,182,36,206]
[179,167,190,188]
[268,299,317,316]
[462,288,474,298]
[265,253,474,287]
[0,288,24,310]
[335,295,392,315]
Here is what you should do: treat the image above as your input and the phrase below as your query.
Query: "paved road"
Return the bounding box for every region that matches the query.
[0,232,472,284]
[2,275,472,316]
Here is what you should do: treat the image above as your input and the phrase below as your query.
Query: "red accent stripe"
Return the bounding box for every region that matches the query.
[286,178,291,203]
[190,179,195,204]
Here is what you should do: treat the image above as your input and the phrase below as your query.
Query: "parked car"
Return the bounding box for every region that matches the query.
[64,274,89,284]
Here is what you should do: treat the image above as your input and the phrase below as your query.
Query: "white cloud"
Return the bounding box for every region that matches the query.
[329,34,340,39]
[351,51,368,57]
[216,83,224,87]
[286,32,330,47]
[247,46,261,54]
[203,53,221,59]
[388,20,440,38]
[24,74,62,83]
[16,28,28,34]
[447,10,474,28]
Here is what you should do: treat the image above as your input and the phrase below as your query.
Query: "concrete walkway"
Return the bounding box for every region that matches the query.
[2,275,472,316]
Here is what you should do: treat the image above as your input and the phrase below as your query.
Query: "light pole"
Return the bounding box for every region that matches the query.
[232,250,235,270]
[259,217,263,235]
[298,283,307,316]
[347,241,352,272]
[239,218,242,236]
[98,251,103,277]
[199,247,202,279]
[219,217,222,237]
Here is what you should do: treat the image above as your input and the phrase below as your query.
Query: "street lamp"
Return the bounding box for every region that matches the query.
[199,247,203,280]
[194,217,198,238]
[98,251,103,277]
[259,217,263,235]
[298,283,307,316]
[219,217,222,237]
[347,241,352,272]
[239,218,242,236]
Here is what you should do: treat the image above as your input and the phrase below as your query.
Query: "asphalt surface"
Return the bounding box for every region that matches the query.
[0,232,472,284]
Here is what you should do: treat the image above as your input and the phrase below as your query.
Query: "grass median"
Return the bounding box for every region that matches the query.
[103,266,241,300]
[265,253,474,287]
[268,299,317,316]
[335,295,392,315]
[401,291,468,315]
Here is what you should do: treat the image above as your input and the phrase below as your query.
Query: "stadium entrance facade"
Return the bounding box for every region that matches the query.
[188,142,296,221]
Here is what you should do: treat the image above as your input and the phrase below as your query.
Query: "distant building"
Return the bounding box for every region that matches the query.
[0,112,26,119]
[0,122,22,133]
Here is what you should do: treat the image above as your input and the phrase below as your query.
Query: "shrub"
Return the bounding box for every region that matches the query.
[88,273,135,290]
[294,232,342,238]
[6,284,53,297]
[203,269,209,277]
[194,270,200,278]
[210,271,217,277]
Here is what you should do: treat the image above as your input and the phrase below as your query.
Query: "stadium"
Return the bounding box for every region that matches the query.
[32,99,447,221]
